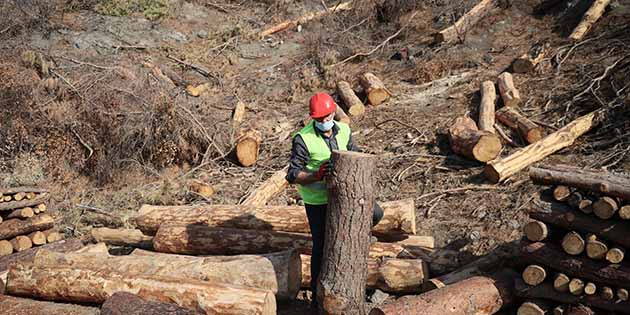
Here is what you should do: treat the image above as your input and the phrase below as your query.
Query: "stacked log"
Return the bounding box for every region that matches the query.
[516,166,630,313]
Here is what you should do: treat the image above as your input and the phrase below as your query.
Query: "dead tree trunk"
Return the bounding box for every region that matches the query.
[0,214,54,240]
[479,81,497,133]
[495,107,544,144]
[102,292,201,315]
[337,81,365,116]
[241,168,289,206]
[448,116,502,162]
[316,150,376,315]
[236,128,262,167]
[434,0,499,43]
[569,0,612,41]
[0,295,100,315]
[529,165,630,200]
[358,73,390,106]
[90,227,153,249]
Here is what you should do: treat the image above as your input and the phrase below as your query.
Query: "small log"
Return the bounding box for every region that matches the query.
[6,207,34,219]
[585,234,608,260]
[0,214,54,240]
[561,231,585,255]
[256,1,352,38]
[10,235,33,252]
[434,0,499,44]
[601,286,614,300]
[448,116,502,162]
[553,185,572,202]
[102,292,201,315]
[43,229,63,243]
[584,282,597,295]
[422,251,507,291]
[337,81,365,116]
[554,273,571,292]
[0,295,100,315]
[567,191,583,209]
[232,101,246,130]
[0,240,12,256]
[592,196,618,219]
[517,300,552,315]
[2,196,10,202]
[0,187,48,195]
[358,73,391,107]
[28,231,46,246]
[618,288,629,301]
[523,264,547,286]
[523,220,549,242]
[236,128,262,167]
[512,43,546,73]
[579,199,594,214]
[606,247,625,264]
[478,81,497,133]
[496,106,544,144]
[619,205,630,219]
[91,227,153,249]
[36,203,47,213]
[529,164,630,200]
[7,264,277,315]
[497,72,522,107]
[486,111,599,183]
[74,242,109,254]
[241,168,288,206]
[569,0,612,41]
[0,193,49,211]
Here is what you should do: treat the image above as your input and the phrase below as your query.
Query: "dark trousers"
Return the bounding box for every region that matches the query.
[305,203,384,296]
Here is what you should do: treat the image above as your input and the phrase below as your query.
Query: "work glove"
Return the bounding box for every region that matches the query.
[315,161,331,180]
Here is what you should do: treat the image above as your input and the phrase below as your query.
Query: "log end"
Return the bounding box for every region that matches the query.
[347,104,365,116]
[262,290,277,315]
[236,139,260,167]
[473,133,502,162]
[523,221,547,242]
[526,128,544,144]
[367,90,390,106]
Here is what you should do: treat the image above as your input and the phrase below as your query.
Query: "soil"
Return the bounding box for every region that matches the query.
[0,0,628,314]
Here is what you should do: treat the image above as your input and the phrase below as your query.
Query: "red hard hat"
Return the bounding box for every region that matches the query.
[309,93,337,118]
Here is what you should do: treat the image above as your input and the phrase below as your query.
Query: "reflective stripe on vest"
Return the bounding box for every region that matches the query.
[296,121,350,205]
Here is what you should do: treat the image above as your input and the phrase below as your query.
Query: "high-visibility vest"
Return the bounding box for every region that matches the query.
[295,121,351,205]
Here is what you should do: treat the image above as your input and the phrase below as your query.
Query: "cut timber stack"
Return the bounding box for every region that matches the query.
[516,166,630,314]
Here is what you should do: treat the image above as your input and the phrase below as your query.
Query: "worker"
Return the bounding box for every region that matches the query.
[286,92,383,310]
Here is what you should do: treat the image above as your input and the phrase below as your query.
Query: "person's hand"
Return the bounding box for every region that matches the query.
[315,161,330,180]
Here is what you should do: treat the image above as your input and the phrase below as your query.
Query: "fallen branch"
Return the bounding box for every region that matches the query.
[256,1,353,38]
[569,0,612,41]
[434,0,499,44]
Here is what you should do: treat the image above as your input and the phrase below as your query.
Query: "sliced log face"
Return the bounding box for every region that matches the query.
[606,247,625,264]
[358,72,390,106]
[478,81,497,133]
[524,221,549,242]
[529,164,630,200]
[592,196,618,219]
[28,231,47,246]
[7,264,277,315]
[517,300,551,315]
[0,214,55,241]
[44,229,63,243]
[617,288,629,301]
[585,234,608,260]
[0,240,12,256]
[601,286,614,300]
[554,273,571,292]
[434,0,498,43]
[7,207,34,219]
[236,128,262,167]
[0,238,84,275]
[496,106,543,143]
[497,72,521,107]
[512,43,546,74]
[583,282,596,295]
[0,295,100,315]
[553,185,572,202]
[102,292,201,315]
[619,205,630,219]
[562,231,585,255]
[578,199,593,214]
[372,199,416,236]
[241,168,288,206]
[91,228,153,249]
[448,116,502,162]
[11,235,33,252]
[569,0,612,41]
[523,265,547,286]
[336,81,365,116]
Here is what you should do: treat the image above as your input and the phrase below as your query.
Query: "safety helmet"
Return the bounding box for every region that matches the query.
[309,92,337,119]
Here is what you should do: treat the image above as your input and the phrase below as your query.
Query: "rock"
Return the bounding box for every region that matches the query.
[369,289,389,305]
[196,30,208,39]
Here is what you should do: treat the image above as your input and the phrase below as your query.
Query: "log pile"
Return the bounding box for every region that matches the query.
[516,165,630,314]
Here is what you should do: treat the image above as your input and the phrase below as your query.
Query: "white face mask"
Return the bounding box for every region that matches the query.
[315,120,334,131]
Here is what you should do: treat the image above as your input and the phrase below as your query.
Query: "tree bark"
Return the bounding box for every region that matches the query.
[569,0,612,41]
[561,231,585,255]
[567,305,595,315]
[7,207,34,219]
[372,199,417,237]
[102,292,200,315]
[592,196,618,219]
[448,116,502,162]
[485,111,599,183]
[316,150,377,315]
[337,81,365,116]
[236,128,262,167]
[434,0,499,43]
[7,264,276,315]
[479,81,497,133]
[495,107,543,144]
[421,250,507,291]
[523,220,549,242]
[241,168,288,206]
[11,235,33,252]
[358,73,390,106]
[370,272,515,315]
[512,43,546,73]
[0,214,54,240]
[0,295,100,315]
[91,227,153,249]
[529,164,630,200]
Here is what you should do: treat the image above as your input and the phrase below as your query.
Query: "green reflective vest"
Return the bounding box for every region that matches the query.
[296,121,351,205]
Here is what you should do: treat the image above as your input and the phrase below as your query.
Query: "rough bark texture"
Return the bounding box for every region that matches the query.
[236,128,262,167]
[102,292,200,315]
[448,116,502,162]
[241,168,288,206]
[479,81,497,133]
[337,81,365,116]
[0,214,54,240]
[434,0,498,43]
[569,0,612,41]
[529,164,630,200]
[358,72,390,106]
[553,185,571,201]
[495,106,543,143]
[0,295,100,315]
[485,111,598,183]
[370,272,515,315]
[0,187,48,194]
[91,227,153,249]
[0,238,84,274]
[0,193,49,211]
[7,264,276,315]
[512,43,546,73]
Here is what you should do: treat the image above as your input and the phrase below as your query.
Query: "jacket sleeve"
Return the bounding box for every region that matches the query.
[286,135,310,184]
[348,133,360,152]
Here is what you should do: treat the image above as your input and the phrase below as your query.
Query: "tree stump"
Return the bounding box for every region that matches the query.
[317,150,377,315]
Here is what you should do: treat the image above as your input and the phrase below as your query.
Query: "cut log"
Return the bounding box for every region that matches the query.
[529,197,630,247]
[6,207,34,219]
[512,43,546,73]
[358,72,391,106]
[232,101,246,130]
[529,164,630,200]
[584,282,596,295]
[561,231,585,255]
[448,116,502,162]
[524,220,549,242]
[2,196,10,202]
[13,192,25,201]
[554,273,571,292]
[256,1,352,38]
[102,292,201,315]
[479,81,497,133]
[369,272,515,315]
[0,240,12,256]
[497,72,522,107]
[236,128,262,167]
[496,106,544,144]
[568,191,584,208]
[569,0,612,41]
[395,235,433,250]
[241,168,288,206]
[579,199,593,214]
[523,264,547,286]
[337,81,365,116]
[554,306,566,315]
[0,193,49,211]
[601,286,614,300]
[0,295,100,315]
[606,247,624,264]
[37,248,301,301]
[567,305,595,315]
[592,196,618,219]
[618,288,629,301]
[434,0,499,43]
[36,203,47,213]
[0,214,54,240]
[620,205,630,219]
[28,231,46,246]
[335,105,351,124]
[485,111,599,183]
[585,234,608,260]
[553,185,572,202]
[517,300,551,315]
[373,199,417,237]
[91,227,153,249]
[10,235,33,252]
[43,229,63,243]
[422,250,507,292]
[74,242,109,254]
[7,264,276,315]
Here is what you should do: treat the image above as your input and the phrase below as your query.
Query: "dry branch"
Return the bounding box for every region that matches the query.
[241,168,289,206]
[257,1,352,38]
[434,0,499,44]
[569,0,612,41]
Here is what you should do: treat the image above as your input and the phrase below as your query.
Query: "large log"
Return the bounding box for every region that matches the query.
[434,0,499,43]
[241,168,288,206]
[256,1,352,38]
[7,264,276,315]
[569,0,612,41]
[495,107,543,144]
[512,43,546,73]
[102,292,200,315]
[317,150,376,315]
[337,80,365,116]
[38,248,300,301]
[485,111,599,183]
[448,116,502,162]
[358,72,391,106]
[91,227,153,249]
[528,196,630,247]
[497,72,522,107]
[136,199,416,237]
[529,164,630,200]
[479,81,497,133]
[369,272,515,315]
[421,250,507,291]
[29,231,47,246]
[0,214,54,240]
[0,295,100,315]
[236,128,262,167]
